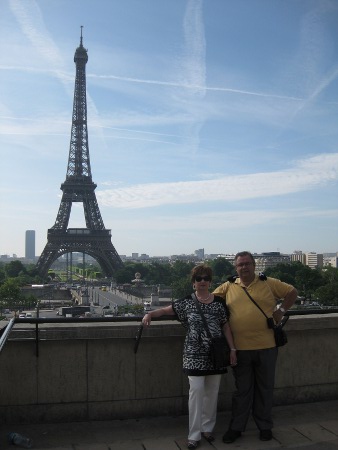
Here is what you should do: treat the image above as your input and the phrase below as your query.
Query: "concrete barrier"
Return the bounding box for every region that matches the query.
[0,314,337,424]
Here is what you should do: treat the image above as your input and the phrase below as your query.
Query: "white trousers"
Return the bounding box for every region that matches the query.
[188,374,222,441]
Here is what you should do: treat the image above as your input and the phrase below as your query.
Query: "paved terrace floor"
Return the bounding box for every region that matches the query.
[1,400,337,450]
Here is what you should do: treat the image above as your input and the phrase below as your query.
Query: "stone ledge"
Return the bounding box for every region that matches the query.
[3,313,338,341]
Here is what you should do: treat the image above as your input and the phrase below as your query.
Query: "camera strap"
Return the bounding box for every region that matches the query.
[242,287,289,327]
[242,287,268,318]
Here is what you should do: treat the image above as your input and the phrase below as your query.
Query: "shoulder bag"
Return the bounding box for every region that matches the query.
[242,287,289,347]
[192,294,230,368]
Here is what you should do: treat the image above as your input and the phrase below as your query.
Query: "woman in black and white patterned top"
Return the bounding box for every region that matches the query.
[142,264,237,449]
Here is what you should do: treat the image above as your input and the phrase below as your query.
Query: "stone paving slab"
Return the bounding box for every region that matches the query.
[0,401,337,449]
[283,441,338,450]
[39,447,73,450]
[73,444,109,450]
[273,427,312,448]
[295,423,338,443]
[176,436,216,449]
[108,439,144,449]
[143,436,185,450]
[321,420,338,435]
[211,432,281,449]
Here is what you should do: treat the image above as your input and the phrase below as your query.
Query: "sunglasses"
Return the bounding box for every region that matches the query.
[195,276,211,282]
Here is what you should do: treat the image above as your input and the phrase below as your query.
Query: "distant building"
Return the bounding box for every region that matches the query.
[140,253,150,260]
[170,254,199,262]
[25,230,35,260]
[194,248,204,260]
[324,254,338,268]
[122,253,150,262]
[205,254,222,260]
[253,252,290,272]
[305,252,323,269]
[290,251,306,264]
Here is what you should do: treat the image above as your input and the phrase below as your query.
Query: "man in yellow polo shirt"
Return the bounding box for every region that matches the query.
[213,251,297,444]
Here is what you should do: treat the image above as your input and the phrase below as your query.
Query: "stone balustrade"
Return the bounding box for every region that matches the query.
[0,313,337,424]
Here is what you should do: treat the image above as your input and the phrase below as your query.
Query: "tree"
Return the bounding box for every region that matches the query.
[264,262,327,298]
[264,269,295,285]
[0,278,22,310]
[0,265,6,284]
[16,273,33,286]
[114,267,134,284]
[321,266,338,284]
[26,264,39,278]
[5,261,26,278]
[208,258,234,284]
[295,266,325,298]
[114,263,148,284]
[172,276,192,299]
[315,267,338,306]
[144,262,171,285]
[315,283,338,306]
[264,262,306,284]
[170,261,195,283]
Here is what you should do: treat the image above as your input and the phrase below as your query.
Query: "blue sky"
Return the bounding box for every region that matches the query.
[0,0,337,258]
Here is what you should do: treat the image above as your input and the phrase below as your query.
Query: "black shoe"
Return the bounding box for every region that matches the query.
[260,429,273,441]
[222,429,242,443]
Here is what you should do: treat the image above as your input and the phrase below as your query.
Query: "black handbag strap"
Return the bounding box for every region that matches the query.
[192,293,213,339]
[242,287,268,318]
[242,287,289,327]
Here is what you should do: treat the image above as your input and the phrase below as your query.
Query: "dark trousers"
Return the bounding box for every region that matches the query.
[230,347,278,432]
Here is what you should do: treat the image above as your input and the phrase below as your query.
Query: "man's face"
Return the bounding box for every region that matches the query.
[235,255,255,281]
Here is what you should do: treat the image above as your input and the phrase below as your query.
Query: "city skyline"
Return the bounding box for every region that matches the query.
[1,237,336,260]
[1,1,338,258]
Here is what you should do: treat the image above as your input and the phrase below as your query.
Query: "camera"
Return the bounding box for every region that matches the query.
[267,317,275,329]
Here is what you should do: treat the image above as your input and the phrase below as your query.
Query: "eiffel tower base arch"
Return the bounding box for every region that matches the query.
[36,228,123,279]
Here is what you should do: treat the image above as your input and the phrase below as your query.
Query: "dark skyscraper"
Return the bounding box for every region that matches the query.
[25,230,35,260]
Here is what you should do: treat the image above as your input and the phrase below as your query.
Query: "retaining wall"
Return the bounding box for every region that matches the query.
[0,314,337,424]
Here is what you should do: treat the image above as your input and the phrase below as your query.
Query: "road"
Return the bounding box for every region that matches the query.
[1,287,148,320]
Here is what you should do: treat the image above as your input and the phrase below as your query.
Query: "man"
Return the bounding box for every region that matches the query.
[213,251,297,443]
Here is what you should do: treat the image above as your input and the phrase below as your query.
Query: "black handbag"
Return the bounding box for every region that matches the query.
[273,322,288,347]
[242,288,289,347]
[210,335,230,368]
[192,294,230,369]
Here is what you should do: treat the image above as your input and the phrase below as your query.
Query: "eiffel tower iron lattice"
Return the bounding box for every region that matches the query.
[36,29,123,278]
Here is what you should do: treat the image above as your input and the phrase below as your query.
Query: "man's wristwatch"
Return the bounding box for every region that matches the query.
[279,307,286,314]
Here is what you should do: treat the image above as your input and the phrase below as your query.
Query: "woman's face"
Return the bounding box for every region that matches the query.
[194,274,211,288]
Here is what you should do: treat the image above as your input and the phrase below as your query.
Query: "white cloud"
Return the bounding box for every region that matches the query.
[88,73,303,101]
[102,207,338,232]
[180,0,206,96]
[97,153,338,208]
[9,0,64,71]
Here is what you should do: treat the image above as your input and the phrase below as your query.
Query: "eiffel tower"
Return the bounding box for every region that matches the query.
[36,29,123,278]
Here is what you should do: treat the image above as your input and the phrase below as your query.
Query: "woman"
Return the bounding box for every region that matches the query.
[142,264,237,449]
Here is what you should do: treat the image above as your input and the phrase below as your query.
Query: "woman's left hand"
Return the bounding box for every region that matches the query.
[230,349,237,366]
